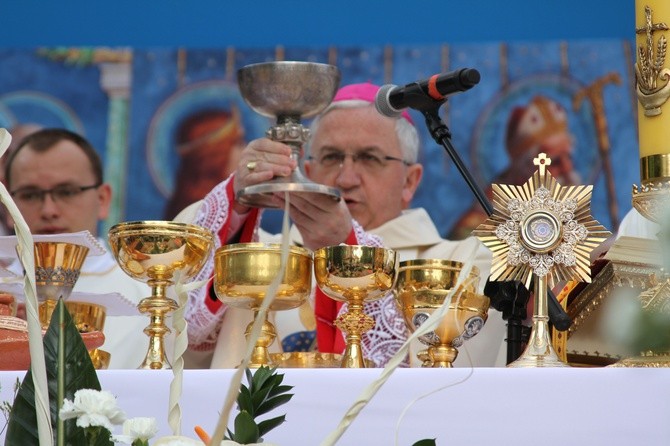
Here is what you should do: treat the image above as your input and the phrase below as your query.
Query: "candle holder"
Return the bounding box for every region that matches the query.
[473,153,610,367]
[632,154,670,223]
[632,4,670,222]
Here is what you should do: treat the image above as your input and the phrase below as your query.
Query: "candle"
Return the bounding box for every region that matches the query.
[636,0,670,159]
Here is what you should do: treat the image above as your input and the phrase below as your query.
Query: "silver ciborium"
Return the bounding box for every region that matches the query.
[108,221,214,370]
[394,259,489,368]
[236,61,341,207]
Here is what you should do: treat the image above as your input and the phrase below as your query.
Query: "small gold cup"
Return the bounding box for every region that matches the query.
[108,220,214,370]
[214,242,313,368]
[314,245,398,368]
[394,259,490,367]
[34,241,90,329]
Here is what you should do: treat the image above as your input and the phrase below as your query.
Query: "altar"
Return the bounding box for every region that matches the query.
[1,367,669,445]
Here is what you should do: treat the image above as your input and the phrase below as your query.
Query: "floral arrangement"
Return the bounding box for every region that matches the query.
[4,299,295,445]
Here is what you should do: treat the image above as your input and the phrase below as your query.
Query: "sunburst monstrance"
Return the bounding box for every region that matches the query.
[473,153,611,367]
[473,153,611,290]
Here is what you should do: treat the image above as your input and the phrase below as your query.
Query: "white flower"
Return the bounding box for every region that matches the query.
[112,417,158,444]
[59,388,126,431]
[124,417,158,440]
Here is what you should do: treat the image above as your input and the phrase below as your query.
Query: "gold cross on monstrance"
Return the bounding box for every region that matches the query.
[533,153,551,176]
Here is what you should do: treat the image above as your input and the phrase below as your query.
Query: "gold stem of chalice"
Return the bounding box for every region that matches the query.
[245,310,278,368]
[314,245,398,368]
[235,61,341,207]
[394,259,488,368]
[334,297,374,368]
[214,243,313,368]
[108,221,214,370]
[508,275,568,368]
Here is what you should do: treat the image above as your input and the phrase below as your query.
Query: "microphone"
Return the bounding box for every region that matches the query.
[375,68,481,117]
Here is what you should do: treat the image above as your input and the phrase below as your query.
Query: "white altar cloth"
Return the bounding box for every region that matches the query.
[1,368,669,445]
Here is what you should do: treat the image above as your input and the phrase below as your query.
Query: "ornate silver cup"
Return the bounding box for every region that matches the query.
[236,61,341,207]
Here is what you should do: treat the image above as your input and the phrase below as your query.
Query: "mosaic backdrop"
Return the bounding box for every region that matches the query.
[0,40,638,239]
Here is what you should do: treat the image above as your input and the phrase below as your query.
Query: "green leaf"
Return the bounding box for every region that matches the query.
[412,439,437,446]
[268,384,293,398]
[237,385,254,415]
[232,411,260,444]
[6,299,111,445]
[249,382,274,412]
[249,366,275,393]
[257,414,286,438]
[256,393,294,417]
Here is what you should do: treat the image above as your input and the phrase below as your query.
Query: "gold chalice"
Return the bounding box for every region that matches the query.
[314,245,398,368]
[34,241,90,329]
[33,241,112,369]
[394,259,490,368]
[214,242,313,368]
[108,221,214,370]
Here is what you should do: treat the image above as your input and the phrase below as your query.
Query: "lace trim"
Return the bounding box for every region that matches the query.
[344,221,409,367]
[185,178,231,349]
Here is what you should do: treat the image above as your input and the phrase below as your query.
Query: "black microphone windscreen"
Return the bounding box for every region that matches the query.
[460,68,481,88]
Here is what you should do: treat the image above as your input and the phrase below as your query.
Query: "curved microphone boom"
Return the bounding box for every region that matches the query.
[375,68,481,116]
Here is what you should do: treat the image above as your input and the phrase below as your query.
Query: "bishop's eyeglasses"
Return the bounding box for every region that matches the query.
[11,184,101,206]
[308,149,411,173]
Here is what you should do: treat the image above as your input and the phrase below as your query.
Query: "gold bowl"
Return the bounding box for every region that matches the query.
[90,349,111,370]
[214,242,313,367]
[34,242,90,296]
[314,245,398,303]
[108,220,214,369]
[314,245,398,368]
[39,300,106,332]
[214,243,313,311]
[270,352,344,368]
[269,351,376,368]
[108,221,214,284]
[394,259,489,367]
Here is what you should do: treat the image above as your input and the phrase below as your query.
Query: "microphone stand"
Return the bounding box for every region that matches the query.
[418,105,572,363]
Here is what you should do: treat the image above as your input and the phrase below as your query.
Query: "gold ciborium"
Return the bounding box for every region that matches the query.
[34,241,90,329]
[108,221,214,370]
[214,243,313,368]
[314,245,398,368]
[394,259,489,368]
[236,61,341,207]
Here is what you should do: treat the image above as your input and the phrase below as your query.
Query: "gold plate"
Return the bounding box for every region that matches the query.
[269,352,375,368]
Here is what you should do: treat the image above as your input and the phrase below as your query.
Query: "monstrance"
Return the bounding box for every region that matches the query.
[473,153,611,367]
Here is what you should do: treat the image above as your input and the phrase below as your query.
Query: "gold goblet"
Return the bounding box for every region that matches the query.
[314,245,398,368]
[394,259,490,368]
[214,242,313,368]
[108,221,214,370]
[33,241,113,369]
[34,241,90,329]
